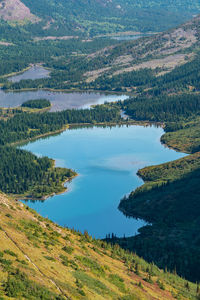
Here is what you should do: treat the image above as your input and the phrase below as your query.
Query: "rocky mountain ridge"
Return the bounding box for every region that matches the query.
[0,0,39,22]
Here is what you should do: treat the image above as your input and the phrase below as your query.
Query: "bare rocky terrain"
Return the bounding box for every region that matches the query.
[0,0,39,22]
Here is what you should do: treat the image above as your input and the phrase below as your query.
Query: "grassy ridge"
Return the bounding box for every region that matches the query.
[0,193,198,299]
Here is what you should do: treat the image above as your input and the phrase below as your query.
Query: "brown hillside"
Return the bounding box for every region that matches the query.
[0,193,197,299]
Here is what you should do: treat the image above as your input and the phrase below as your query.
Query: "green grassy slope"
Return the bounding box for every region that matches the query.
[0,192,198,299]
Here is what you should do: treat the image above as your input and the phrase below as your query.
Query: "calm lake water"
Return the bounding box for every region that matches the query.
[8,65,50,82]
[21,125,185,238]
[0,89,128,111]
[2,65,128,111]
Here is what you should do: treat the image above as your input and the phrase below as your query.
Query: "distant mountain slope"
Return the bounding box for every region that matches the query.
[0,0,200,37]
[22,0,200,35]
[67,15,200,92]
[5,14,199,93]
[3,14,200,94]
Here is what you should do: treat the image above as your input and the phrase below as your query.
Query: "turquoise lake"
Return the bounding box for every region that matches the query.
[21,125,185,239]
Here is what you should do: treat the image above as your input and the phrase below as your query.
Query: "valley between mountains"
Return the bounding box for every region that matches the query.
[0,1,200,299]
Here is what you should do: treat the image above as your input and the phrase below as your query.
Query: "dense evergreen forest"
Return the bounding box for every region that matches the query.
[21,99,51,109]
[119,93,200,123]
[0,3,200,288]
[0,106,121,145]
[0,0,197,84]
[0,146,76,197]
[0,13,200,92]
[116,154,200,282]
[0,0,198,39]
[0,37,117,78]
[3,39,200,93]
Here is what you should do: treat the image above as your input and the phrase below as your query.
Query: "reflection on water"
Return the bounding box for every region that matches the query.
[0,89,128,111]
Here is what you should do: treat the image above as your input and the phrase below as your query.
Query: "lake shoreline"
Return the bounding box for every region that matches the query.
[14,173,78,202]
[11,156,78,202]
[10,120,164,148]
[0,66,31,79]
[1,86,132,96]
[0,63,51,80]
[20,124,184,238]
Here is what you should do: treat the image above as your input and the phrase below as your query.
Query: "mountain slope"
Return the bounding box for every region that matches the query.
[81,15,200,86]
[0,0,200,37]
[5,14,200,93]
[0,192,198,299]
[21,0,200,36]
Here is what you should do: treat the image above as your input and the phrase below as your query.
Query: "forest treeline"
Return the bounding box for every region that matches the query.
[0,106,120,145]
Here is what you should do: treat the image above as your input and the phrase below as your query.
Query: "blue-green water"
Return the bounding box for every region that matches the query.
[21,125,185,238]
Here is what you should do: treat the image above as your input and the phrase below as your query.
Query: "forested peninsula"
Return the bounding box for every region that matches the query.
[0,104,123,199]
